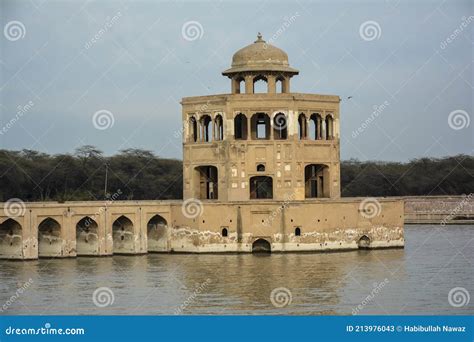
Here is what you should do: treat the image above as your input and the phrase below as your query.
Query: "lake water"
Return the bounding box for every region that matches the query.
[0,225,472,315]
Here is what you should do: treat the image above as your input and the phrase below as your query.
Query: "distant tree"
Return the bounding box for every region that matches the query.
[340,154,474,197]
[0,147,471,201]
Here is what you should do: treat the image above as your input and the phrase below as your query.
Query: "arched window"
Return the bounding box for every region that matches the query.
[234,76,245,94]
[298,114,307,140]
[200,115,212,142]
[295,227,301,236]
[309,113,323,140]
[38,217,62,257]
[112,215,134,254]
[251,113,270,140]
[195,166,218,199]
[147,215,168,252]
[222,228,228,237]
[76,216,99,255]
[0,218,22,259]
[189,117,198,142]
[250,176,273,199]
[234,113,248,140]
[273,112,287,140]
[276,77,284,93]
[214,115,224,141]
[304,164,329,198]
[257,164,265,172]
[253,75,268,93]
[325,115,334,140]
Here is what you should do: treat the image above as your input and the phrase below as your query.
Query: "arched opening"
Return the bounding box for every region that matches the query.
[214,115,224,141]
[295,227,301,236]
[325,115,334,140]
[273,112,288,140]
[76,216,99,256]
[257,164,265,172]
[357,235,371,249]
[250,176,273,199]
[298,113,307,140]
[252,238,271,253]
[195,165,218,199]
[200,115,212,142]
[221,228,228,237]
[112,215,134,254]
[305,164,330,198]
[147,215,168,252]
[0,219,22,259]
[234,113,248,140]
[251,113,270,140]
[189,116,198,142]
[234,76,245,94]
[253,75,268,93]
[309,113,323,140]
[38,217,62,257]
[276,77,284,93]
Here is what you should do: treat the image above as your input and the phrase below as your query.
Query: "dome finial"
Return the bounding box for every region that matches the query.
[255,32,264,43]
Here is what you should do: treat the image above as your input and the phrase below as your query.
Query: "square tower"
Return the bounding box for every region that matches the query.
[181,34,341,202]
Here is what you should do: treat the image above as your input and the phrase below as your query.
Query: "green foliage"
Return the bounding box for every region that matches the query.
[341,155,474,196]
[0,146,472,201]
[0,147,182,201]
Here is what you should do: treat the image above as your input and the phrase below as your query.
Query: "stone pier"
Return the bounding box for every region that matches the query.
[1,198,404,260]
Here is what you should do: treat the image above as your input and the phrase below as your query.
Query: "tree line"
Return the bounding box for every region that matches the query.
[0,146,472,202]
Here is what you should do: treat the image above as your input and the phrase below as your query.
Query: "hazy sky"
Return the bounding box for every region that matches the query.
[1,0,472,161]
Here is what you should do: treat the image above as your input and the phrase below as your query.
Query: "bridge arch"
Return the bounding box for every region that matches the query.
[252,238,271,253]
[38,217,62,257]
[147,215,168,252]
[357,235,371,249]
[0,218,23,259]
[76,216,99,255]
[112,215,134,254]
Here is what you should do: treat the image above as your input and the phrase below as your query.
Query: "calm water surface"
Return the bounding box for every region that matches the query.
[0,225,473,315]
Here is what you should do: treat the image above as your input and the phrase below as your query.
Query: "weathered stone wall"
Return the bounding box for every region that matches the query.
[404,195,474,224]
[1,198,403,260]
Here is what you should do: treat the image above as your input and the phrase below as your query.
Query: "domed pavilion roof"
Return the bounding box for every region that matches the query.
[222,33,299,76]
